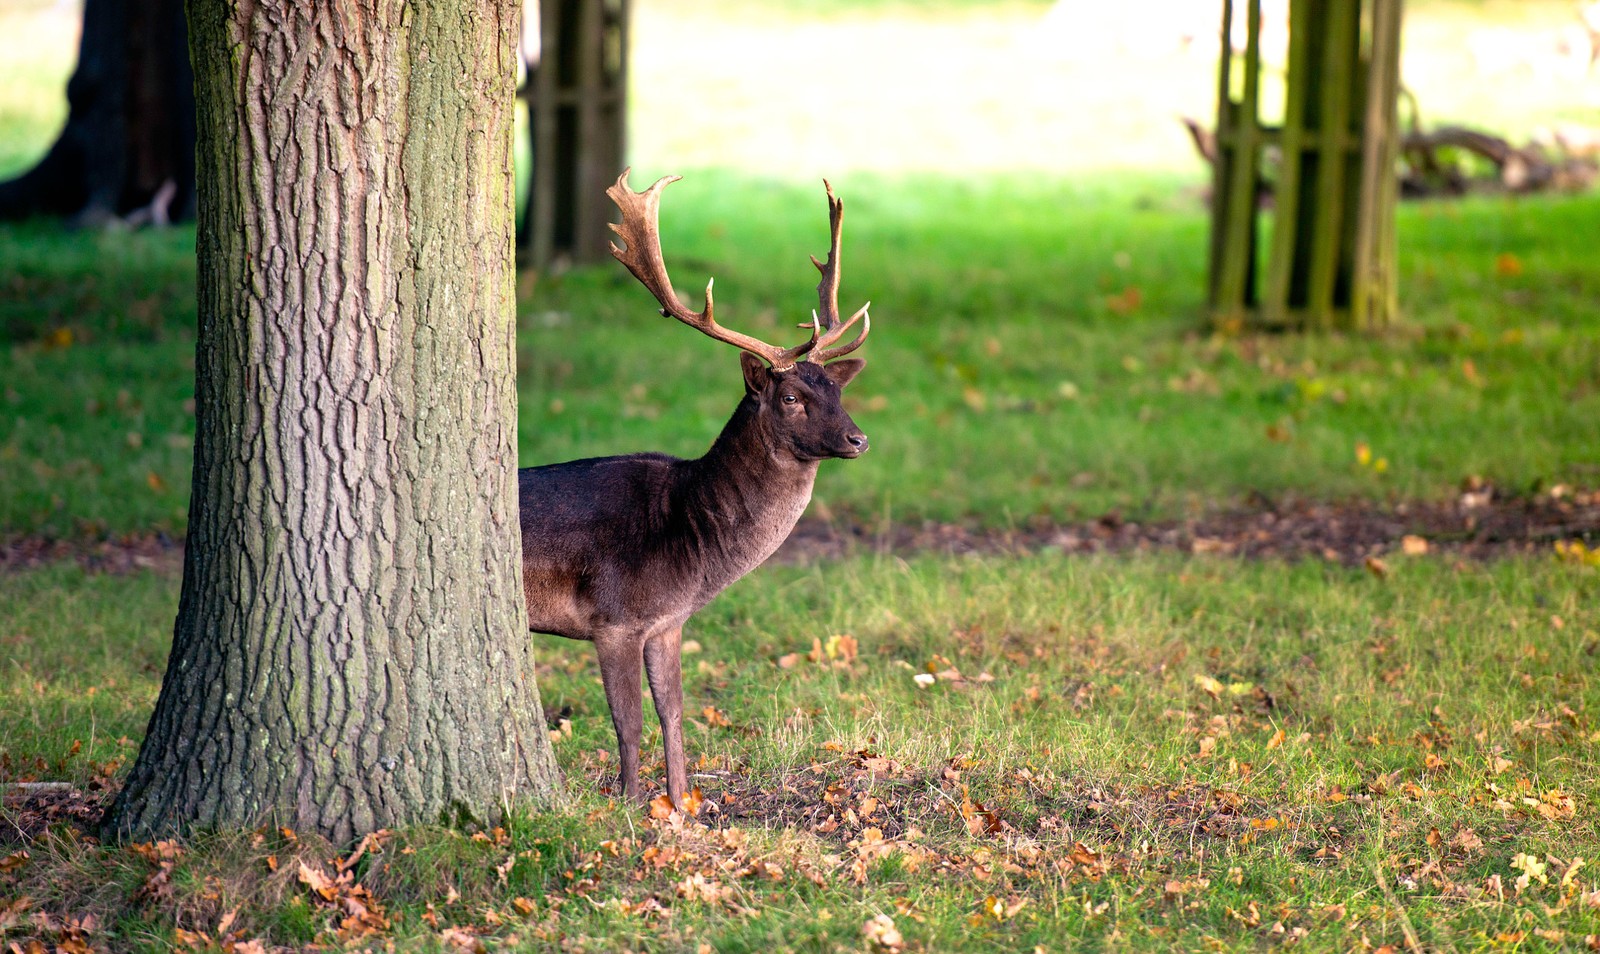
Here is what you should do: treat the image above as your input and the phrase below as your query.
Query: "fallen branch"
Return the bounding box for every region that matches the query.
[5,782,75,795]
[1180,116,1599,198]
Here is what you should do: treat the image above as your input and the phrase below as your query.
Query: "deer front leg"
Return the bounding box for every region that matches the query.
[643,624,687,808]
[595,636,645,803]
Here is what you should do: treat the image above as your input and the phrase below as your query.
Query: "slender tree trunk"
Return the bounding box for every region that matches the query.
[0,0,195,223]
[103,0,561,843]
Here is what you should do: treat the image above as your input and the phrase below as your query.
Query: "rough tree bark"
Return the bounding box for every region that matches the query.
[102,0,562,842]
[0,0,195,223]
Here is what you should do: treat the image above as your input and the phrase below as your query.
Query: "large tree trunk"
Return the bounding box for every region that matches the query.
[0,0,195,223]
[102,0,561,843]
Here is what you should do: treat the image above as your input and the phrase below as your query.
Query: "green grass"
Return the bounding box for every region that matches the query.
[0,0,73,177]
[4,552,1598,950]
[0,223,198,535]
[4,175,1600,534]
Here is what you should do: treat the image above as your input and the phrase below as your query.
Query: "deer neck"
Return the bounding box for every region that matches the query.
[683,397,817,566]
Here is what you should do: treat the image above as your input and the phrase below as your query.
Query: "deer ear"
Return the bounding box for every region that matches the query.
[823,358,865,388]
[740,351,771,395]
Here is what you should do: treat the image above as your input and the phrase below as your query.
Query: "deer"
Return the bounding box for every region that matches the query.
[519,170,872,810]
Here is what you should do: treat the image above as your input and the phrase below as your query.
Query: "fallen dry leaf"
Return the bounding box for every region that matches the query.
[675,872,730,903]
[298,862,339,902]
[439,926,486,953]
[862,913,904,951]
[1106,286,1142,315]
[977,895,1029,921]
[960,791,1004,836]
[825,633,859,663]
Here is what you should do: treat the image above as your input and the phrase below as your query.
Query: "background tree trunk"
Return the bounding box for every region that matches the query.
[0,0,195,223]
[102,0,561,843]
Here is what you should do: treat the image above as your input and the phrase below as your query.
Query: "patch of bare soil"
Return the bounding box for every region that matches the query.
[3,488,1597,575]
[777,487,1600,566]
[0,531,182,576]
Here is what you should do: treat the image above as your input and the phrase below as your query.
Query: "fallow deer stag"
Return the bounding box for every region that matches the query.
[519,170,872,809]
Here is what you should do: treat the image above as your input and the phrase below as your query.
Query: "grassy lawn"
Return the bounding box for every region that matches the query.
[3,0,1600,951]
[5,178,1600,534]
[3,553,1598,950]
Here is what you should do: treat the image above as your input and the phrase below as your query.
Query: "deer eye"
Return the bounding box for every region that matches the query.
[781,394,799,405]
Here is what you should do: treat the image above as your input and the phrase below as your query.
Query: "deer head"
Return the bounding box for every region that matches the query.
[607,170,871,461]
[738,352,867,460]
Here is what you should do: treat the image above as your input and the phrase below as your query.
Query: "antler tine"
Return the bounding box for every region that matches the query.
[607,169,812,370]
[810,181,845,330]
[804,179,871,363]
[811,305,871,363]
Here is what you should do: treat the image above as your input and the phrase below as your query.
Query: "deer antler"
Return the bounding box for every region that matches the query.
[803,180,871,363]
[607,170,815,370]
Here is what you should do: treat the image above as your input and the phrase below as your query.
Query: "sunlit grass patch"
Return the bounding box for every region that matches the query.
[0,1,73,177]
[532,552,1600,948]
[0,564,169,783]
[5,175,1599,536]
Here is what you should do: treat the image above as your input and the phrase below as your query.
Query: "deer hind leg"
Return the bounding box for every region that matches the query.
[643,624,687,808]
[595,636,645,803]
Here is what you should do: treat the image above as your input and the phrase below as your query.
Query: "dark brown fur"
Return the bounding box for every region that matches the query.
[519,353,865,806]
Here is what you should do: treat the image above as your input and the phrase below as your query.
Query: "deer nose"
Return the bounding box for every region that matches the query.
[846,432,869,454]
